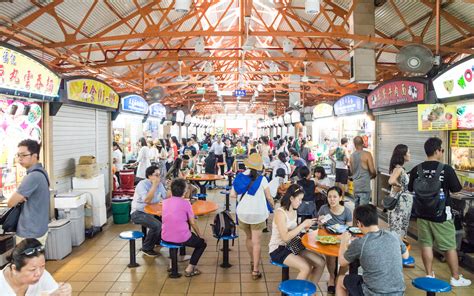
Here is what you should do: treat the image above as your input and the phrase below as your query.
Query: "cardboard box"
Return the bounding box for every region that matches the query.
[78,156,96,165]
[75,164,98,179]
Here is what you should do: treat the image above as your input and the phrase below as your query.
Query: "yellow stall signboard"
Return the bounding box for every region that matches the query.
[0,45,60,97]
[66,79,119,109]
[451,131,474,148]
[418,104,457,131]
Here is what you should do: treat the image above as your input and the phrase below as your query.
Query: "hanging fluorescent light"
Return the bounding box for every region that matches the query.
[242,36,256,51]
[257,84,264,92]
[283,39,294,54]
[195,37,206,53]
[175,0,192,13]
[305,0,320,14]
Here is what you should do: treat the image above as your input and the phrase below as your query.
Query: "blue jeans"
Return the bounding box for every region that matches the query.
[354,192,371,208]
[131,211,162,251]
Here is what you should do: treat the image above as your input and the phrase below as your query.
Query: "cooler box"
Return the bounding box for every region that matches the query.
[45,219,72,260]
[55,192,87,246]
[72,175,107,227]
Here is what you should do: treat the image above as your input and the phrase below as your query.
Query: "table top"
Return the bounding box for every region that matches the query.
[144,200,218,216]
[186,174,225,181]
[302,228,411,257]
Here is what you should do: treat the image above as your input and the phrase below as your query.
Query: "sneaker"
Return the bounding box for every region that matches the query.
[178,254,192,262]
[451,275,472,287]
[142,249,159,257]
[426,272,435,278]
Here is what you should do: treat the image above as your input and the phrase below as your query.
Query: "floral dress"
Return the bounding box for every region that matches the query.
[388,166,413,238]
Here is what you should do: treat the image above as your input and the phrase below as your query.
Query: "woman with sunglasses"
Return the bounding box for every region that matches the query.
[1,238,72,295]
[269,184,326,282]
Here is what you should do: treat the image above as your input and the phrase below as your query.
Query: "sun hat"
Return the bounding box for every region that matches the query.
[244,153,263,171]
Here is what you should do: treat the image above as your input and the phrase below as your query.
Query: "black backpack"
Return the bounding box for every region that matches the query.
[412,163,445,219]
[211,211,236,246]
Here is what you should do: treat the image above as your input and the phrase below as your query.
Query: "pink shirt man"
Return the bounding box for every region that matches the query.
[162,196,194,243]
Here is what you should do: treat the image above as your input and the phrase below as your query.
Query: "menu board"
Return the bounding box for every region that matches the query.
[450,131,474,192]
[0,98,43,198]
[418,104,457,131]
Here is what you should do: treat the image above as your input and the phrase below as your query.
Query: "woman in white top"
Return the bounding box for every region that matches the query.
[1,238,72,296]
[270,152,291,181]
[269,184,325,281]
[134,137,151,179]
[276,139,289,156]
[147,139,159,164]
[112,142,123,171]
[258,136,272,167]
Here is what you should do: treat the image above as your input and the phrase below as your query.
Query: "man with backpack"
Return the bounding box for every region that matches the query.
[408,137,471,286]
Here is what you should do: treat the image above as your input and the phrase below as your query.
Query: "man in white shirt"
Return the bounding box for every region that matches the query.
[209,136,225,175]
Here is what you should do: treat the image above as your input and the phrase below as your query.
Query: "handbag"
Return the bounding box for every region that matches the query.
[307,151,315,162]
[383,191,401,211]
[0,203,23,233]
[286,234,306,255]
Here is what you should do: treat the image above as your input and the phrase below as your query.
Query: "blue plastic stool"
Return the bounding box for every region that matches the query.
[412,277,452,296]
[215,235,238,268]
[119,231,144,268]
[271,260,290,296]
[160,241,184,278]
[194,193,207,200]
[403,255,415,268]
[220,189,232,211]
[279,279,317,296]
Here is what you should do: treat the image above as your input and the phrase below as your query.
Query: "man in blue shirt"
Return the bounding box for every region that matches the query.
[130,165,167,257]
[290,150,307,179]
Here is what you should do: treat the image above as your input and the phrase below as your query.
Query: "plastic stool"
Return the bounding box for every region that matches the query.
[160,241,183,278]
[194,193,207,200]
[119,231,144,268]
[216,235,238,268]
[403,255,415,268]
[271,260,290,296]
[279,279,317,296]
[412,277,452,296]
[220,189,231,211]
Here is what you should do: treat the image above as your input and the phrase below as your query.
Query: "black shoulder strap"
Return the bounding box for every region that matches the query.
[416,164,423,179]
[433,162,444,180]
[30,169,50,187]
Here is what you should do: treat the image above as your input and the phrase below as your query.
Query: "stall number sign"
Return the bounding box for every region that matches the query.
[334,95,365,116]
[433,56,473,99]
[121,95,148,114]
[450,131,474,148]
[234,90,246,97]
[0,45,60,98]
[149,103,166,118]
[368,81,425,109]
[66,79,119,109]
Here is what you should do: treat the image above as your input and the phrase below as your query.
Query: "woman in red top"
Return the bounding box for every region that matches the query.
[170,136,180,160]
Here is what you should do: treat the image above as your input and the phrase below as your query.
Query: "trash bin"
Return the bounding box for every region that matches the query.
[112,200,131,224]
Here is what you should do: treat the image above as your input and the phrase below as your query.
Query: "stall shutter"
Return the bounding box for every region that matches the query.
[52,106,110,194]
[376,111,444,173]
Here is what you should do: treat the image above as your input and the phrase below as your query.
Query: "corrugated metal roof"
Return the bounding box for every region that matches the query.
[445,1,474,28]
[55,0,93,30]
[25,13,65,42]
[0,1,38,22]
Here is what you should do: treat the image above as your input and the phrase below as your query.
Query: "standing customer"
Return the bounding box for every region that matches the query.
[134,137,151,180]
[269,184,325,281]
[387,144,413,239]
[209,136,225,175]
[350,136,376,207]
[112,141,124,171]
[223,138,234,173]
[8,140,50,245]
[162,178,207,277]
[1,238,72,295]
[230,153,275,280]
[170,136,180,160]
[130,166,167,257]
[408,137,471,286]
[330,137,350,197]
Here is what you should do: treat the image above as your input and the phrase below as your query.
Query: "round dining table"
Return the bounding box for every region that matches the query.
[186,173,225,195]
[144,200,218,217]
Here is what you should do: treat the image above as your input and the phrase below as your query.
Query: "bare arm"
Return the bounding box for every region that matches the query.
[338,232,351,267]
[274,210,313,242]
[367,153,377,179]
[388,167,403,189]
[7,192,26,208]
[188,216,202,238]
[264,187,274,209]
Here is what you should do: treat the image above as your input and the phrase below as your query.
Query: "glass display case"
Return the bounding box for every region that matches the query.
[450,130,474,195]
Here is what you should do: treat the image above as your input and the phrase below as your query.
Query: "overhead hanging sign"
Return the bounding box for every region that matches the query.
[121,94,148,114]
[148,103,166,118]
[368,80,425,109]
[175,110,185,123]
[283,112,292,124]
[457,103,474,129]
[433,56,473,100]
[334,95,365,116]
[291,110,301,123]
[313,103,333,119]
[66,78,119,109]
[418,104,457,131]
[0,44,60,99]
[278,116,284,126]
[234,89,246,97]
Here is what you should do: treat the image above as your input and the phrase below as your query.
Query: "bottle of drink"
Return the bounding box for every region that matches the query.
[439,189,445,200]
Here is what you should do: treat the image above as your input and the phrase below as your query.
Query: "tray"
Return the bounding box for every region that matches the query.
[316,236,340,245]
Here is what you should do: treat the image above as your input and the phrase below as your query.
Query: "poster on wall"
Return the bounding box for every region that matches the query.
[0,98,43,197]
[367,80,425,109]
[66,78,119,109]
[457,104,474,129]
[433,56,473,100]
[418,104,457,131]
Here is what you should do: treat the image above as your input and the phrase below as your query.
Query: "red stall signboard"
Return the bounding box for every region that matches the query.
[368,81,425,109]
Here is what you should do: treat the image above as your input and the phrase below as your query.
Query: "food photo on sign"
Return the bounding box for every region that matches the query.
[457,104,474,129]
[418,104,457,131]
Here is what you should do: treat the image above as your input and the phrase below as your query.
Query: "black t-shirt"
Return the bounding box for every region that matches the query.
[183,145,197,156]
[408,161,462,222]
[224,145,234,159]
[297,178,316,202]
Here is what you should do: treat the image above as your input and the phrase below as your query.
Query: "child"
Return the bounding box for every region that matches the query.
[317,186,353,294]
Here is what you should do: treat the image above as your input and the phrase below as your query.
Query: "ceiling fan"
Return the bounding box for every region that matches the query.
[301,61,323,83]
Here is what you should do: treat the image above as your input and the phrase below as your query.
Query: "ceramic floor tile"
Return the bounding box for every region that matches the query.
[82,281,114,292]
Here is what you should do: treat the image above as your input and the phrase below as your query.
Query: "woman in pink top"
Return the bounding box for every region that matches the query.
[162,178,207,277]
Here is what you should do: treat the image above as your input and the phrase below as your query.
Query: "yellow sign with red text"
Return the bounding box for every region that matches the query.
[418,104,457,131]
[66,79,119,109]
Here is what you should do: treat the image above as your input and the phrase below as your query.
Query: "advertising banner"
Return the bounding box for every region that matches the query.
[334,95,365,116]
[433,56,473,100]
[368,80,425,109]
[66,78,119,109]
[149,103,166,118]
[456,103,474,129]
[121,94,148,114]
[418,104,457,131]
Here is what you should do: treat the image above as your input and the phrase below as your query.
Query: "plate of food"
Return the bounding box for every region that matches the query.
[326,224,348,234]
[348,227,362,234]
[316,236,340,245]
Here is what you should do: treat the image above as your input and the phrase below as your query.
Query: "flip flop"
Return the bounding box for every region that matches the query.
[184,268,202,277]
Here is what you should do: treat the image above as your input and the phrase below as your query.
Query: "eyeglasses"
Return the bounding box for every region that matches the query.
[21,245,45,256]
[16,153,32,159]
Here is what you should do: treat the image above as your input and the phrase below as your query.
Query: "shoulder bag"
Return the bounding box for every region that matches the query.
[286,233,306,255]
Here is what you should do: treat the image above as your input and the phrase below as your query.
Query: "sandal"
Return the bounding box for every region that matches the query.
[252,270,262,280]
[250,261,254,272]
[184,268,202,277]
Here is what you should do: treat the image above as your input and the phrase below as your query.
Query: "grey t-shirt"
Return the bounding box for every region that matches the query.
[16,163,50,238]
[344,230,407,296]
[318,205,352,226]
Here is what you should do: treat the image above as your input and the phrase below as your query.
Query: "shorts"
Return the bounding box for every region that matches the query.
[239,221,266,232]
[354,192,371,207]
[270,246,292,265]
[417,218,457,251]
[335,168,349,184]
[343,274,364,296]
[16,232,48,246]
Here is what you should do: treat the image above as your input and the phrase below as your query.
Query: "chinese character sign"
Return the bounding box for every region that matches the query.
[334,95,365,116]
[0,45,60,98]
[66,79,119,109]
[368,80,425,109]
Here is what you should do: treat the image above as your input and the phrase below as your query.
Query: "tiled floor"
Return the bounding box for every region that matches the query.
[46,181,474,295]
